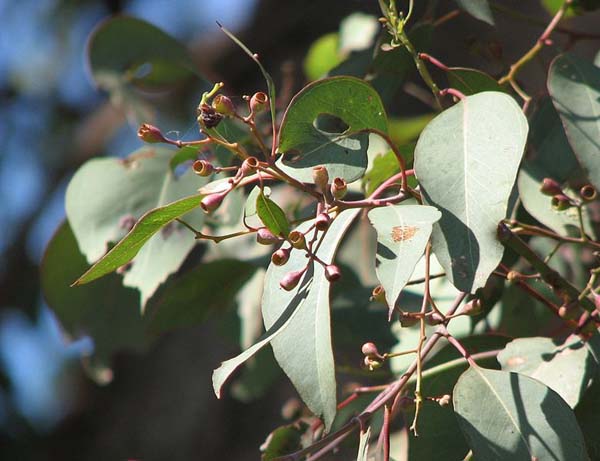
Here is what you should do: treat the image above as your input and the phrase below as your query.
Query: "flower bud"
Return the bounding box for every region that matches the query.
[280,269,304,291]
[361,342,380,359]
[426,311,445,326]
[288,230,306,249]
[192,159,214,177]
[324,264,342,282]
[200,191,226,213]
[198,103,223,129]
[250,92,269,113]
[540,178,563,196]
[315,213,331,231]
[138,123,167,143]
[580,184,597,202]
[312,166,329,192]
[257,227,280,245]
[551,194,573,211]
[331,177,347,200]
[271,247,291,266]
[212,94,235,116]
[461,298,482,316]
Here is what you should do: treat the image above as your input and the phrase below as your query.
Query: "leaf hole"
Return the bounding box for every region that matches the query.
[313,113,350,135]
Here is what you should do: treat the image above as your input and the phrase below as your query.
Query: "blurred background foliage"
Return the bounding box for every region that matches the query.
[0,0,599,459]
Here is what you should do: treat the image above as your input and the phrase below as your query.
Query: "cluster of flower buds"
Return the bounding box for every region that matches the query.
[540,177,597,210]
[362,342,384,371]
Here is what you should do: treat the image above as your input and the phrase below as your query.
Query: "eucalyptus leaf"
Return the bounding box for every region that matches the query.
[262,209,360,429]
[454,367,589,460]
[368,205,441,316]
[357,427,372,461]
[414,92,528,293]
[256,192,290,237]
[447,67,506,95]
[454,0,494,25]
[66,146,207,307]
[498,335,600,408]
[549,53,600,190]
[277,76,387,183]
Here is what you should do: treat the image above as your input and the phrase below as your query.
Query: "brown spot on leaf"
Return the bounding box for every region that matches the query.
[391,226,417,242]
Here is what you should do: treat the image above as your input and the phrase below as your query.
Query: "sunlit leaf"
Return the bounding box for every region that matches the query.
[498,335,600,408]
[453,367,588,460]
[549,53,600,190]
[256,191,290,237]
[414,92,528,292]
[277,76,387,183]
[66,146,208,307]
[368,205,441,315]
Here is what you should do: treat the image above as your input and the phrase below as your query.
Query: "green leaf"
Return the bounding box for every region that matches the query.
[87,17,207,123]
[368,205,441,315]
[447,67,506,95]
[497,335,600,408]
[304,33,342,80]
[338,13,379,55]
[169,146,200,171]
[362,144,414,196]
[549,53,600,190]
[453,367,589,460]
[256,192,290,237]
[260,421,309,461]
[389,115,434,145]
[414,92,528,293]
[454,0,494,25]
[262,209,360,429]
[66,146,208,307]
[575,371,600,460]
[41,221,146,366]
[277,76,388,183]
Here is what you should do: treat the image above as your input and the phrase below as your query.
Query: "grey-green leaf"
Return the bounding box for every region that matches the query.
[498,335,600,408]
[454,367,589,460]
[549,53,600,190]
[368,205,441,316]
[414,92,528,293]
[447,67,506,95]
[262,209,360,429]
[277,76,387,183]
[454,0,494,25]
[66,146,207,307]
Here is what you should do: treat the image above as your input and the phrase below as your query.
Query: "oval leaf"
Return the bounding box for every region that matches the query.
[447,67,506,95]
[453,367,589,460]
[256,192,290,237]
[414,92,528,293]
[548,53,600,190]
[368,204,441,316]
[277,76,387,183]
[498,335,600,408]
[262,209,360,429]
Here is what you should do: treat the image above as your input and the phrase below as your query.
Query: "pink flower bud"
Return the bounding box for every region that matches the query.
[540,178,563,196]
[138,123,167,143]
[324,264,341,282]
[250,92,269,113]
[280,269,304,291]
[551,194,573,211]
[257,227,280,245]
[361,342,380,359]
[271,247,291,266]
[200,191,226,213]
[315,213,332,231]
